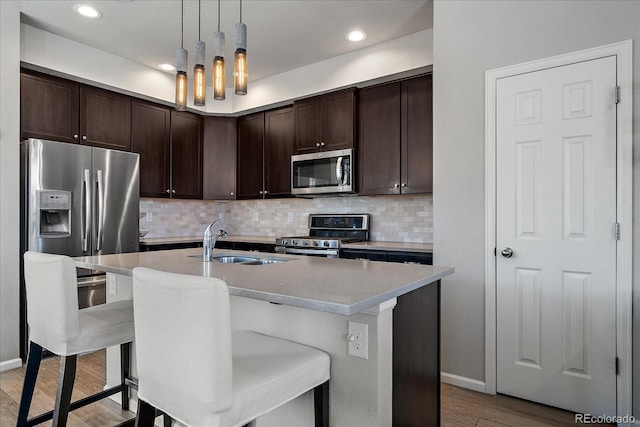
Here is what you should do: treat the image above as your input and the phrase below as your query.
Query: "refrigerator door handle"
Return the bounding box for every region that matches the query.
[96,169,105,252]
[82,169,91,252]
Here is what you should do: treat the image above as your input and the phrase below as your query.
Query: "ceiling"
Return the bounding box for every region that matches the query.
[10,0,432,82]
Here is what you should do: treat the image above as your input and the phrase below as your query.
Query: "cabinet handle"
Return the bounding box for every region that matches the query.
[264,190,268,195]
[394,183,400,188]
[73,134,79,139]
[402,183,407,187]
[320,142,325,146]
[172,189,176,194]
[230,192,234,196]
[82,135,87,141]
[259,190,263,195]
[315,142,321,147]
[166,189,170,193]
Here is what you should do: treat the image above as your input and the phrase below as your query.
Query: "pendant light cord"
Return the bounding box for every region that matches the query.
[198,0,201,40]
[217,0,220,31]
[180,0,184,48]
[240,0,242,23]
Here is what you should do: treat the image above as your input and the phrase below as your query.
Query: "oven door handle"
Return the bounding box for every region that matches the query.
[279,247,339,256]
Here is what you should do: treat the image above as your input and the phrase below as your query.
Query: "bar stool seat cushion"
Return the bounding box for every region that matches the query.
[221,331,330,427]
[70,300,134,355]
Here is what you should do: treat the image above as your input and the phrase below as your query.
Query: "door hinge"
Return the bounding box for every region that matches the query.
[614,222,620,240]
[615,86,621,104]
[616,357,620,375]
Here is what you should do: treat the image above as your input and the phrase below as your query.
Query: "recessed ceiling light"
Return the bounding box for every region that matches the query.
[346,30,367,42]
[73,4,102,19]
[159,63,176,72]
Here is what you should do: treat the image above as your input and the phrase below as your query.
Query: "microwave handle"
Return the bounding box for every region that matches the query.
[336,156,343,185]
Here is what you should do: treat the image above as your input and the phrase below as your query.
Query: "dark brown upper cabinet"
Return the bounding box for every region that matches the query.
[21,71,131,151]
[294,88,356,154]
[237,112,265,199]
[171,110,203,199]
[358,75,433,195]
[237,107,295,200]
[203,117,237,200]
[264,107,295,198]
[131,100,171,198]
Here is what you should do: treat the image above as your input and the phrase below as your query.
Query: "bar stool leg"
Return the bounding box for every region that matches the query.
[120,343,131,411]
[134,399,157,427]
[314,381,329,427]
[52,355,77,427]
[16,341,43,426]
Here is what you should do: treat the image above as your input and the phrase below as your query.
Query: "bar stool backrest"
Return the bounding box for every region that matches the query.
[23,251,80,355]
[132,267,234,427]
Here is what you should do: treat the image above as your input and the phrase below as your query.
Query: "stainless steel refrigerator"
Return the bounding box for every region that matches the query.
[20,138,140,358]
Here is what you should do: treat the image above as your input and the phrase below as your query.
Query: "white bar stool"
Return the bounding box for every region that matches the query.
[132,267,330,427]
[17,251,135,426]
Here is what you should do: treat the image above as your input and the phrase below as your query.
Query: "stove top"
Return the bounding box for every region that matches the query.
[276,214,370,249]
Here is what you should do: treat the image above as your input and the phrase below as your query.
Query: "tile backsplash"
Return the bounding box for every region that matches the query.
[139,194,433,243]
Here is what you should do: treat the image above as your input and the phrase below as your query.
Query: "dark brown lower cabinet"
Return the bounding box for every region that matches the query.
[393,281,440,426]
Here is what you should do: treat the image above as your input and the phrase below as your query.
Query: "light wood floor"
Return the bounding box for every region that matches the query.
[0,350,613,426]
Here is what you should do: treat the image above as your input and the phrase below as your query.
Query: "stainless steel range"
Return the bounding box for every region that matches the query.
[276,214,370,258]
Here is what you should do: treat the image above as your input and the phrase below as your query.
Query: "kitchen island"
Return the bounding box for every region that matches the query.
[74,248,453,427]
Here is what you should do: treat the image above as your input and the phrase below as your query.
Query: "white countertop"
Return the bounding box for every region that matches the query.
[341,241,433,253]
[140,235,433,253]
[74,248,452,316]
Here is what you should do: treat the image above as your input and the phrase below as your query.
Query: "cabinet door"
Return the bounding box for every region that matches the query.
[293,99,322,153]
[323,88,356,151]
[131,100,171,198]
[20,72,80,143]
[265,107,295,198]
[401,75,433,193]
[203,117,237,200]
[171,111,202,199]
[358,82,401,195]
[237,112,265,199]
[80,86,131,151]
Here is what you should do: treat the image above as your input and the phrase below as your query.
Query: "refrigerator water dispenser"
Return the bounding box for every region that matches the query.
[37,190,71,238]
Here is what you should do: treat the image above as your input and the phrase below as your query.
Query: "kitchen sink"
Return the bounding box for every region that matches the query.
[187,254,289,265]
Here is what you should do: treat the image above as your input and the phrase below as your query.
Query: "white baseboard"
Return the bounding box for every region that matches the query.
[441,371,487,393]
[0,358,22,372]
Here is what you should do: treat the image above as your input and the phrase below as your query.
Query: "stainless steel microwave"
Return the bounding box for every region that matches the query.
[291,148,355,196]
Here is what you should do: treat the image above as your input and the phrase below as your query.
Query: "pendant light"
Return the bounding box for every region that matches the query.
[175,0,188,111]
[234,0,248,95]
[212,0,226,100]
[193,0,206,106]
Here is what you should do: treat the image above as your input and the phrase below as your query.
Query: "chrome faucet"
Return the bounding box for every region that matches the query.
[203,218,228,262]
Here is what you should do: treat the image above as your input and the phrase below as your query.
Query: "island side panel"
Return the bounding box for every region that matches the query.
[393,280,441,426]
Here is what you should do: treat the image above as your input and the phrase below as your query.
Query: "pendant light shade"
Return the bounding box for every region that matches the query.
[193,0,206,106]
[212,0,225,101]
[234,22,248,95]
[234,0,248,96]
[193,40,206,106]
[212,31,226,100]
[175,47,188,111]
[175,0,187,111]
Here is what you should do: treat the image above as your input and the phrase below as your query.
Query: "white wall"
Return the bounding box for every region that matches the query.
[432,0,640,415]
[0,1,22,370]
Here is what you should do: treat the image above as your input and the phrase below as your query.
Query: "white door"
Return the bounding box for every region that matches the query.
[496,56,617,415]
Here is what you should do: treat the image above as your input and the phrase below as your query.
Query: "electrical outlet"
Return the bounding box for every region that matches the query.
[145,212,152,222]
[218,212,224,220]
[287,212,293,223]
[347,321,368,359]
[107,275,117,295]
[253,211,259,221]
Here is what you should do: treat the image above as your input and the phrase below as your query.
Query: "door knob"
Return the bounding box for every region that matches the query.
[501,247,514,258]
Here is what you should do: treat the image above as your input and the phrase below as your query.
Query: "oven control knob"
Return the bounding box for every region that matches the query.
[324,241,330,247]
[313,241,319,247]
[302,240,309,246]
